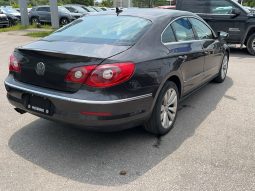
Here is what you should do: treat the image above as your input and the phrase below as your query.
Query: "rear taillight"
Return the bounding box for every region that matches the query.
[65,62,135,88]
[9,53,21,73]
[65,65,96,84]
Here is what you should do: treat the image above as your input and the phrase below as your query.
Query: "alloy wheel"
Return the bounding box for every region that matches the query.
[60,18,68,26]
[252,39,255,51]
[32,18,38,24]
[160,88,178,129]
[221,55,228,79]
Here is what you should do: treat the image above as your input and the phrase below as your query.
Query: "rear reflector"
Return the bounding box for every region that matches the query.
[65,62,135,88]
[9,53,21,73]
[80,111,112,116]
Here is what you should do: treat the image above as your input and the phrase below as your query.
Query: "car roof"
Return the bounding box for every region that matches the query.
[89,8,195,22]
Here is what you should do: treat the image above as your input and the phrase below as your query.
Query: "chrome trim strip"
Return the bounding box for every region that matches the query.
[5,81,152,104]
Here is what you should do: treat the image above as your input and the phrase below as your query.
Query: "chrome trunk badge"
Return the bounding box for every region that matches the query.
[35,62,45,76]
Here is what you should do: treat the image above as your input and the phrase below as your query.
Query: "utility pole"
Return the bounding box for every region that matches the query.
[18,0,29,26]
[49,0,59,29]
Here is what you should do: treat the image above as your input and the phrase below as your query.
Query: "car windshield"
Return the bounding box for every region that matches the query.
[44,15,152,46]
[58,6,70,13]
[73,6,87,13]
[84,6,96,12]
[93,7,103,12]
[2,7,19,14]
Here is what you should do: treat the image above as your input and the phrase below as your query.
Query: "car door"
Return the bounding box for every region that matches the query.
[43,7,51,22]
[36,7,47,22]
[37,7,51,22]
[205,0,245,43]
[189,17,223,82]
[162,18,205,94]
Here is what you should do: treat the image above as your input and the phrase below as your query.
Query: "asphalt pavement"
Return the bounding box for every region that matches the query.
[0,32,254,191]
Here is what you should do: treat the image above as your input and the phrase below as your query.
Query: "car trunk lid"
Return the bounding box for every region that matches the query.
[14,40,131,92]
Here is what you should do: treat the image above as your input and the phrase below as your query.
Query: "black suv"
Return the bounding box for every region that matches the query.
[177,0,255,55]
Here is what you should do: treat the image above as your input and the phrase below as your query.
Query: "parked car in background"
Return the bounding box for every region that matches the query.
[80,5,97,12]
[5,9,229,135]
[29,6,75,26]
[176,0,255,55]
[157,5,176,9]
[0,6,20,25]
[63,4,97,12]
[99,7,108,11]
[91,6,103,12]
[15,8,32,13]
[27,8,32,13]
[0,11,9,27]
[64,4,88,19]
[244,6,255,14]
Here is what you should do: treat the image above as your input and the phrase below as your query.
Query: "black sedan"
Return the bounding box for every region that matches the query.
[5,9,229,135]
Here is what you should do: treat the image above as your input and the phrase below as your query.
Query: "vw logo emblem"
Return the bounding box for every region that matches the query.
[35,62,45,76]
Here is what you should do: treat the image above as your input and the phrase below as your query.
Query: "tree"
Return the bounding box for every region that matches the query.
[69,0,93,6]
[243,0,255,7]
[0,0,9,6]
[101,0,113,7]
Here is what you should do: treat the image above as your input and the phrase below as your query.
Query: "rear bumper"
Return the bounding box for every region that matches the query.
[5,76,153,131]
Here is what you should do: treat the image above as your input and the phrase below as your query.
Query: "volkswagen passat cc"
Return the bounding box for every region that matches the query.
[5,9,229,135]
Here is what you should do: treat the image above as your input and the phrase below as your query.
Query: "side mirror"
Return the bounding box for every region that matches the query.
[231,8,241,16]
[217,31,229,41]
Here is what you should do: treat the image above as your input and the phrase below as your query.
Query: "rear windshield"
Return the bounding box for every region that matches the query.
[44,15,152,45]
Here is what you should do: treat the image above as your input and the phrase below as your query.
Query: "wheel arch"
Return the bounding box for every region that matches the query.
[242,26,255,46]
[30,16,39,22]
[59,16,69,22]
[224,44,230,59]
[150,72,183,112]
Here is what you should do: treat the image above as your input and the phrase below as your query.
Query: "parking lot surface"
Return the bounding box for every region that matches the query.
[0,33,255,191]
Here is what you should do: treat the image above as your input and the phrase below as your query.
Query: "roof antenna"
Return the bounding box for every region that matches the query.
[116,7,123,16]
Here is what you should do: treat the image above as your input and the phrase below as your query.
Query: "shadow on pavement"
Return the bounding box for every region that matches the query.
[8,77,233,186]
[229,47,254,58]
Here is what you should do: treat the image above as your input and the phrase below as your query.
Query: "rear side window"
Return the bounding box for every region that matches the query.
[37,7,50,12]
[209,0,235,14]
[176,0,209,13]
[171,18,195,41]
[189,18,213,40]
[45,15,152,45]
[65,7,75,12]
[162,25,176,43]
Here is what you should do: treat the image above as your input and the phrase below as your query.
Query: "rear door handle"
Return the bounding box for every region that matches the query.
[178,55,187,61]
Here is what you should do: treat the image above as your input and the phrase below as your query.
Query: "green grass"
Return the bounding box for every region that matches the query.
[25,30,54,38]
[0,24,53,32]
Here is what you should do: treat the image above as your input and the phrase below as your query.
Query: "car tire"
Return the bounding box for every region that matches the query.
[247,33,255,55]
[31,17,39,25]
[144,81,179,135]
[60,17,69,26]
[214,53,229,83]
